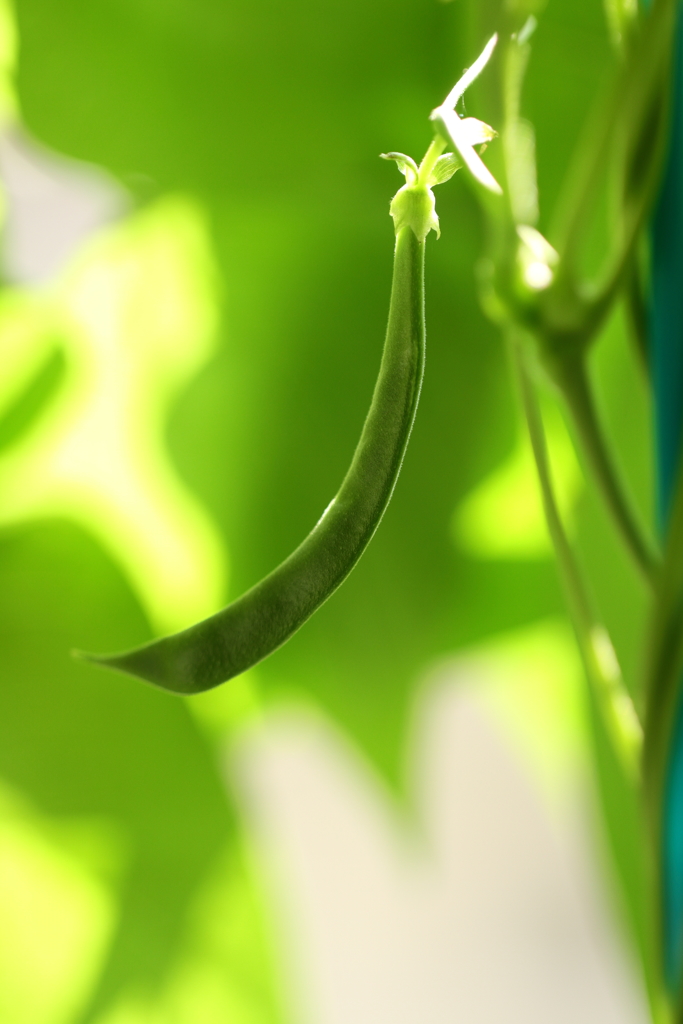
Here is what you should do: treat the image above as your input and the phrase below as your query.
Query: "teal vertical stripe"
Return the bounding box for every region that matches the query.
[652,10,683,525]
[651,0,683,994]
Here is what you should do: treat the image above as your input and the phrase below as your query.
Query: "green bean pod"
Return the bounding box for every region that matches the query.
[80,225,425,693]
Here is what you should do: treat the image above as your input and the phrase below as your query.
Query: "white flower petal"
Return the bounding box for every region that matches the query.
[524,261,553,290]
[459,117,497,147]
[433,109,503,195]
[441,34,498,112]
[516,224,558,264]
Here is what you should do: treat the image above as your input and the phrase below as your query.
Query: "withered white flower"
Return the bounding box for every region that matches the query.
[381,34,501,241]
[516,224,559,291]
[430,34,502,196]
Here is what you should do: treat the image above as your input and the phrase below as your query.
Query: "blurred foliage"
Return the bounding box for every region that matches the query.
[0,0,657,1019]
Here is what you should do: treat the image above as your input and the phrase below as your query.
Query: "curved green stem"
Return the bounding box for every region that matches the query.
[644,449,683,838]
[548,349,659,587]
[640,448,683,1022]
[417,138,447,187]
[512,335,642,779]
[550,0,674,288]
[624,255,650,378]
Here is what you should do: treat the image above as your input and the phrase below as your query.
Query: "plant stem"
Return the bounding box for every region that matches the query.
[641,445,683,1011]
[511,334,643,780]
[417,138,447,186]
[644,448,683,837]
[625,256,650,377]
[550,0,674,283]
[548,349,659,587]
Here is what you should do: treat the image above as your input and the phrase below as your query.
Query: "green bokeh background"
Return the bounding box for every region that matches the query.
[0,0,657,1020]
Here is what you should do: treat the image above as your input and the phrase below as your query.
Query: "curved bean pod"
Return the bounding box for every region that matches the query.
[80,225,426,693]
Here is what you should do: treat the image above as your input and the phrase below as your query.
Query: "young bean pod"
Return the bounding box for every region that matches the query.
[79,224,426,693]
[79,38,500,695]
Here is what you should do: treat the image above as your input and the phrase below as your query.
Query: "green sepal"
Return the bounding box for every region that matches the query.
[380,152,419,186]
[428,153,462,185]
[389,184,439,242]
